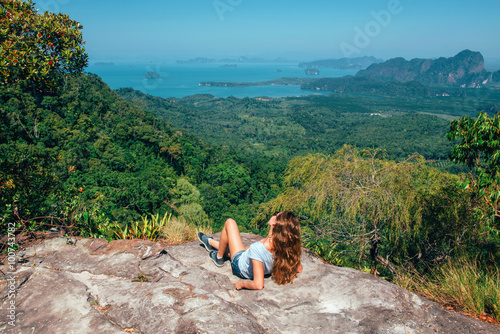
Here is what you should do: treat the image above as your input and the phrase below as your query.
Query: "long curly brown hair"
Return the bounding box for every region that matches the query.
[271,211,302,285]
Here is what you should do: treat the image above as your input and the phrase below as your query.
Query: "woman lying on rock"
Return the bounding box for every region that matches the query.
[198,211,302,290]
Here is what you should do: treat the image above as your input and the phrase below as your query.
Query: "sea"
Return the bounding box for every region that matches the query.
[86,61,358,99]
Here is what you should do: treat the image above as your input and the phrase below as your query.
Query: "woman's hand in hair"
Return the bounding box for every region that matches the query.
[267,214,277,227]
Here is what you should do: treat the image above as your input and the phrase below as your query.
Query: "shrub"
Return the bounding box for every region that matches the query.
[112,212,212,244]
[159,216,212,245]
[113,213,172,241]
[395,259,500,322]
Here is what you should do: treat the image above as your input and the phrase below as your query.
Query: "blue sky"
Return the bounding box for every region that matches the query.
[40,0,500,66]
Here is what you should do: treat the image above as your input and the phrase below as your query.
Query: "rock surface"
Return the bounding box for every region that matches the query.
[0,234,499,334]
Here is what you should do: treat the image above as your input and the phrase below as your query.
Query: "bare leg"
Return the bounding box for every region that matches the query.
[210,219,246,259]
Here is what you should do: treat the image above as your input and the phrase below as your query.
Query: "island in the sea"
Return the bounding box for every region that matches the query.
[305,68,320,75]
[199,77,314,87]
[145,71,160,79]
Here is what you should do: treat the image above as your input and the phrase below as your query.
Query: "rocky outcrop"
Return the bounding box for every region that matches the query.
[356,50,491,88]
[1,234,499,334]
[493,70,500,83]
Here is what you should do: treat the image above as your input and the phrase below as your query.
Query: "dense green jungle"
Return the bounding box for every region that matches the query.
[2,0,500,322]
[117,85,500,165]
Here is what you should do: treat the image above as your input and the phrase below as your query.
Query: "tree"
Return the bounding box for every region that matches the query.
[169,178,211,225]
[256,146,475,274]
[447,111,500,229]
[0,0,88,96]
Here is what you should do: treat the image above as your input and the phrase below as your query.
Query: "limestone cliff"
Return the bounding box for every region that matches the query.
[356,50,491,88]
[493,70,500,83]
[1,234,499,333]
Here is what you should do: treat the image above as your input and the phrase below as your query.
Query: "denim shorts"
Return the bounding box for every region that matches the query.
[231,250,246,279]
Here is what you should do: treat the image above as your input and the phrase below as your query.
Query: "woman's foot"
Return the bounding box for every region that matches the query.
[198,232,215,251]
[209,250,225,267]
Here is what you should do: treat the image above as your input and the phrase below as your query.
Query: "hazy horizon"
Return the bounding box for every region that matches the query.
[43,0,500,67]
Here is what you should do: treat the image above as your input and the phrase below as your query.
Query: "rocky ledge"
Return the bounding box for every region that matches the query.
[0,233,498,334]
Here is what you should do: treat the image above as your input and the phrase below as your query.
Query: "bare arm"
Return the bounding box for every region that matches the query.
[297,262,303,273]
[232,259,265,290]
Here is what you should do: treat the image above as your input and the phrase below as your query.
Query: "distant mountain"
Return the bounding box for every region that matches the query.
[176,57,216,64]
[177,56,293,64]
[299,56,383,70]
[355,50,491,88]
[219,56,292,63]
